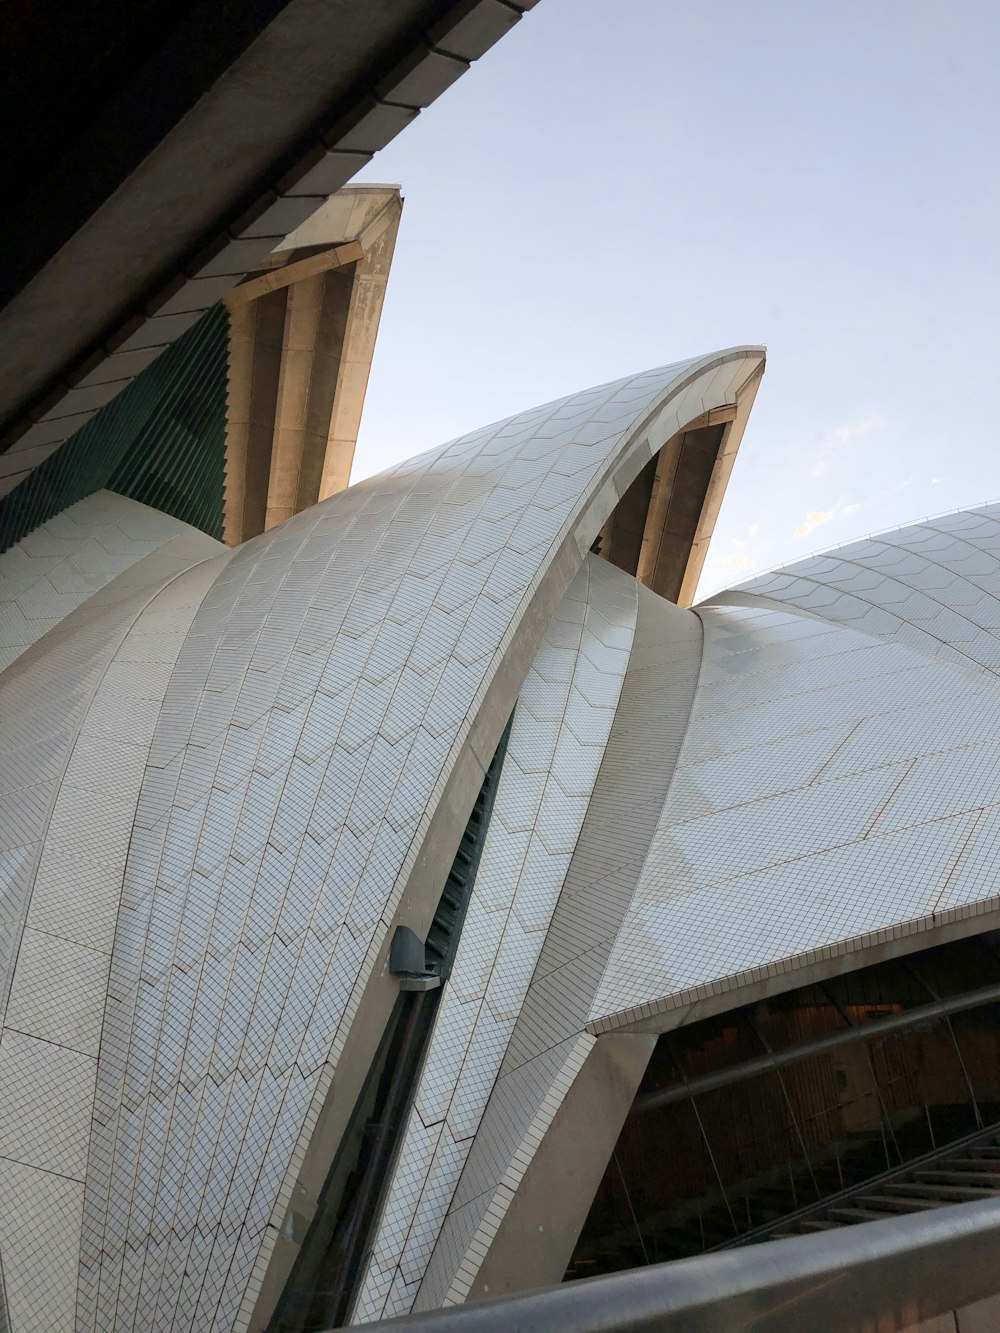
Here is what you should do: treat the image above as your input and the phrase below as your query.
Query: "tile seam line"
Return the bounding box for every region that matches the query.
[603,802,997,917]
[506,611,724,994]
[469,567,640,1043]
[170,419,575,1325]
[0,1025,97,1059]
[669,747,920,829]
[405,570,651,1303]
[696,667,1000,765]
[575,602,707,1027]
[0,1227,6,1332]
[103,497,391,1331]
[583,595,957,1025]
[442,564,596,1085]
[860,756,923,838]
[851,530,1000,618]
[0,1150,86,1187]
[379,563,611,1309]
[720,500,1000,592]
[714,575,1000,682]
[926,806,991,917]
[787,549,1000,654]
[77,551,237,1331]
[0,534,218,1030]
[436,1032,595,1310]
[420,583,695,1298]
[234,367,701,1312]
[102,354,754,1324]
[594,896,1000,1034]
[120,393,565,1330]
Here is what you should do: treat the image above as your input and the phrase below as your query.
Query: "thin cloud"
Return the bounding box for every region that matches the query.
[789,475,914,545]
[842,475,914,517]
[809,415,884,478]
[718,550,755,576]
[793,510,834,539]
[698,537,759,596]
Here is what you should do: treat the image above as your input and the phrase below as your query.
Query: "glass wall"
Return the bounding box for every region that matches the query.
[567,931,1000,1279]
[0,303,229,551]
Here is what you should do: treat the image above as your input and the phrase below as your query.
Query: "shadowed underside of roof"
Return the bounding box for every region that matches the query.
[0,0,537,503]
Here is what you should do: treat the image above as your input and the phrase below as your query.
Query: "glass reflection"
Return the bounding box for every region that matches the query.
[567,931,1000,1278]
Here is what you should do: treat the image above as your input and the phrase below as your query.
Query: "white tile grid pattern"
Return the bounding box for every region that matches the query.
[395,508,1000,1310]
[0,508,225,1333]
[592,523,1000,1029]
[0,1221,10,1333]
[500,586,704,1069]
[85,350,760,1332]
[6,455,997,1324]
[0,514,223,1027]
[351,556,637,1323]
[716,504,1000,676]
[408,585,703,1314]
[0,492,199,673]
[0,605,140,1025]
[417,1034,594,1312]
[0,1159,84,1333]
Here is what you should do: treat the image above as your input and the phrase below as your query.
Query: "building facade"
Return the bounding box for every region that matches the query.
[3,3,998,1329]
[3,326,1000,1331]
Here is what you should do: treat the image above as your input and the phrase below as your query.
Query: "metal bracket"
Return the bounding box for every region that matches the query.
[389,925,441,990]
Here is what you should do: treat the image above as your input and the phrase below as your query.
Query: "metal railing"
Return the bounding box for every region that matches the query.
[357,1197,1000,1332]
[713,1116,1000,1249]
[630,979,1000,1116]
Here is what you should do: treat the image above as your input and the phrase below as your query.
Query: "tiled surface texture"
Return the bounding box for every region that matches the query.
[10,353,1000,1332]
[0,351,768,1330]
[5,354,1000,1330]
[0,1159,83,1333]
[77,350,758,1331]
[353,556,637,1321]
[0,491,205,671]
[594,504,1000,1030]
[0,493,226,1332]
[402,580,702,1315]
[351,505,1000,1317]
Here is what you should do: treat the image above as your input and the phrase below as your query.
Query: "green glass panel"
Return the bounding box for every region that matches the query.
[0,302,229,552]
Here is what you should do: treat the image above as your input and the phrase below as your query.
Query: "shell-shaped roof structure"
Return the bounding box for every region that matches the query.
[8,345,1000,1332]
[0,350,764,1330]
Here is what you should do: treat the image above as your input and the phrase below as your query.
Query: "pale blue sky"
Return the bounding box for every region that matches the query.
[353,0,1000,597]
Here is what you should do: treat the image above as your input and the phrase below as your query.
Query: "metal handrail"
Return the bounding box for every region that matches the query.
[713,1116,1000,1249]
[360,1197,1000,1332]
[630,979,1000,1115]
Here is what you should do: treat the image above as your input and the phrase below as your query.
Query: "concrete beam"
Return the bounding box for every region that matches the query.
[469,1033,656,1303]
[595,363,763,606]
[222,186,402,543]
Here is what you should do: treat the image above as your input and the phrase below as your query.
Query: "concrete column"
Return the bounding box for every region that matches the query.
[224,287,286,545]
[469,1032,656,1303]
[295,266,354,512]
[319,198,400,500]
[222,185,402,545]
